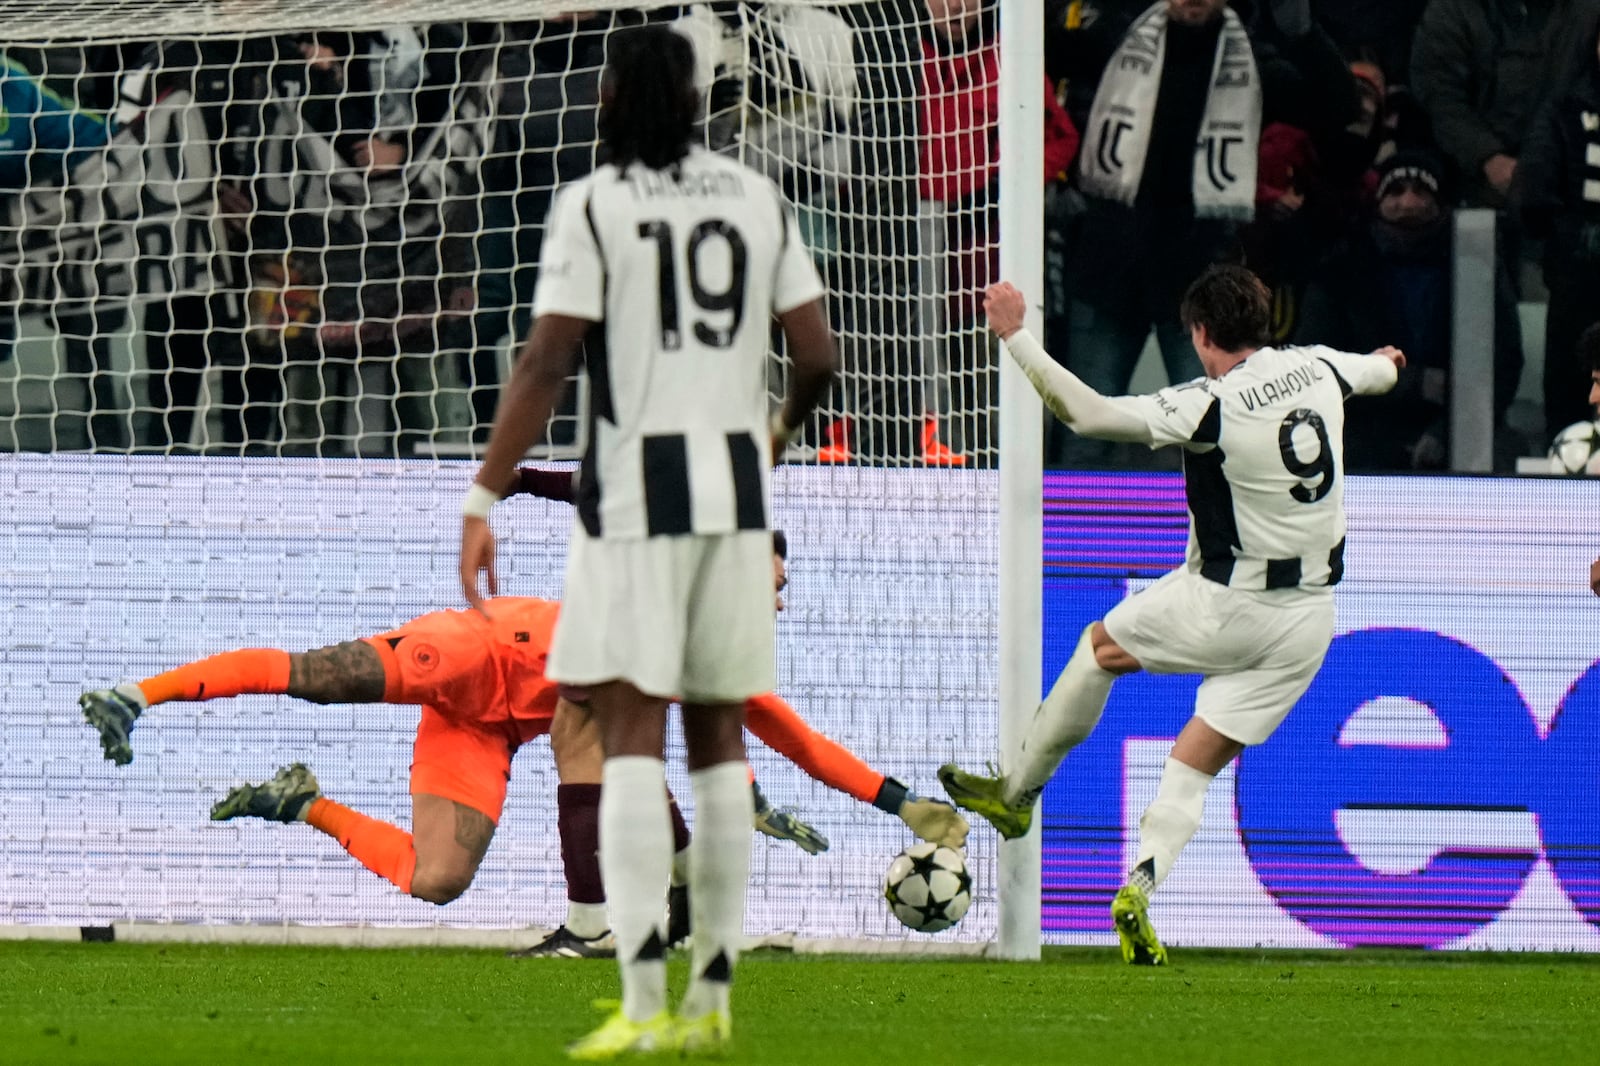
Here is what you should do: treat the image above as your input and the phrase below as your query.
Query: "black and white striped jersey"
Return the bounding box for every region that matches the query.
[1108,345,1398,591]
[532,147,826,540]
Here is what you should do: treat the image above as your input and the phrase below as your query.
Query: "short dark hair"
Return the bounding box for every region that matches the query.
[597,25,699,171]
[771,529,787,560]
[1582,323,1600,375]
[1180,264,1272,353]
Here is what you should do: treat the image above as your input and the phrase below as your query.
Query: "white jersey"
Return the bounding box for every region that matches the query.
[532,147,826,541]
[1109,345,1397,591]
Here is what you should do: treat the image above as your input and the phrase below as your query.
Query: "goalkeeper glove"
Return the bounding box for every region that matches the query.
[751,781,830,855]
[875,777,969,849]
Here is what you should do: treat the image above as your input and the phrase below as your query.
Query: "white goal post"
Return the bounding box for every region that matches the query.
[996,0,1044,962]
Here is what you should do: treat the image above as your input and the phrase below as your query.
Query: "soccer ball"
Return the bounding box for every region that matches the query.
[883,842,972,933]
[1547,420,1600,475]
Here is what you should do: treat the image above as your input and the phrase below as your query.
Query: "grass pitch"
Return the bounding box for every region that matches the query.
[3,941,1597,1064]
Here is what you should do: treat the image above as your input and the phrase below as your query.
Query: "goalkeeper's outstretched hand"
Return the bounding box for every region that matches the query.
[752,782,830,854]
[900,797,970,850]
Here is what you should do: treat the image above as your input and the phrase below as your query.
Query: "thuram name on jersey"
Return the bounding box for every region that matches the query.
[625,168,747,201]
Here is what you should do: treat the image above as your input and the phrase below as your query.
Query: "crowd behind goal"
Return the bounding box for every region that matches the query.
[3,0,1597,470]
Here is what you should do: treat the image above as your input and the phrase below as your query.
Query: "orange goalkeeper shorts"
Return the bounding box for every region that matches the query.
[407,704,522,823]
[365,611,555,823]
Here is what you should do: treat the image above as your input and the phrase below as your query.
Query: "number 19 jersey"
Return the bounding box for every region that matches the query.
[532,147,826,541]
[1108,345,1398,591]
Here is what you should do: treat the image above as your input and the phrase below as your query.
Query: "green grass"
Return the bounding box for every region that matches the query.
[3,942,1598,1064]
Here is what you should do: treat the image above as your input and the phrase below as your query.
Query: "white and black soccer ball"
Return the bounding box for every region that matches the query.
[1547,420,1600,475]
[884,842,972,933]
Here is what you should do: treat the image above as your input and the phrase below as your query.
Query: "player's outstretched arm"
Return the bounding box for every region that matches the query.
[1589,557,1600,597]
[460,313,591,612]
[744,692,968,849]
[983,282,1153,444]
[1319,345,1406,398]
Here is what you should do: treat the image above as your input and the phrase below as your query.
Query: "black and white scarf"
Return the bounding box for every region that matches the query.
[1078,1,1260,220]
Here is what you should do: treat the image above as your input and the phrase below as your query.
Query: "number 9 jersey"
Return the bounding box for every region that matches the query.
[531,146,826,542]
[1106,345,1399,592]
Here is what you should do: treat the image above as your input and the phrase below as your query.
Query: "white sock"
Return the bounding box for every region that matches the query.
[565,901,608,941]
[1132,757,1215,891]
[1005,626,1116,806]
[600,756,672,1022]
[679,761,751,1021]
[671,847,690,888]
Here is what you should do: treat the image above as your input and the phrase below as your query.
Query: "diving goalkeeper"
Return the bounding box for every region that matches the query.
[82,480,965,954]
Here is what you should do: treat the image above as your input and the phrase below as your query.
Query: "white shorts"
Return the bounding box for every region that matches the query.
[1101,568,1335,746]
[547,528,776,703]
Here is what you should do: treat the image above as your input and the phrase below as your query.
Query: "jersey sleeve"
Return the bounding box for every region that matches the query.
[1311,346,1400,397]
[531,184,605,322]
[1103,380,1219,448]
[743,692,885,804]
[771,191,827,315]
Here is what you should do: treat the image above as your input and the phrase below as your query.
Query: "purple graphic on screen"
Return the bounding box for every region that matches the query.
[1038,470,1600,948]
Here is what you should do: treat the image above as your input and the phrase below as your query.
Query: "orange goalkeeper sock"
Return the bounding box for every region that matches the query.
[305,797,417,895]
[139,649,292,706]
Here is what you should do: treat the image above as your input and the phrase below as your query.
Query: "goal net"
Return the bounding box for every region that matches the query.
[0,1,1005,944]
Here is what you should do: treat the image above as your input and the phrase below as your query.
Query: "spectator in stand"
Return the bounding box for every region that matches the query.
[1519,10,1600,439]
[1043,0,1360,466]
[133,37,305,453]
[1240,122,1329,343]
[285,26,495,457]
[1299,151,1523,470]
[1411,0,1600,218]
[473,13,632,445]
[701,1,965,467]
[918,0,1078,464]
[1241,55,1433,344]
[0,52,128,450]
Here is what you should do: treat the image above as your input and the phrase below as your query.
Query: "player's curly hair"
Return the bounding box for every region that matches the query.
[598,24,700,172]
[1180,264,1272,354]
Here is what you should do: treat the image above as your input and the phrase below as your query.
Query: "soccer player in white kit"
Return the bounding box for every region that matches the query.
[940,265,1404,965]
[457,25,838,1059]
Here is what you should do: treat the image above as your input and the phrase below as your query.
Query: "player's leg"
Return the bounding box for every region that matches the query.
[82,641,385,765]
[1111,716,1242,967]
[215,705,513,903]
[225,787,490,904]
[528,694,693,956]
[940,619,1135,839]
[1114,587,1334,965]
[407,794,496,904]
[521,694,613,953]
[1129,717,1245,895]
[671,529,777,1053]
[677,701,749,1052]
[401,705,515,903]
[585,682,676,1042]
[550,530,703,1057]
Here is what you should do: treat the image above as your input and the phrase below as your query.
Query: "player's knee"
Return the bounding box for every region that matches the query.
[411,867,474,905]
[1089,623,1141,674]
